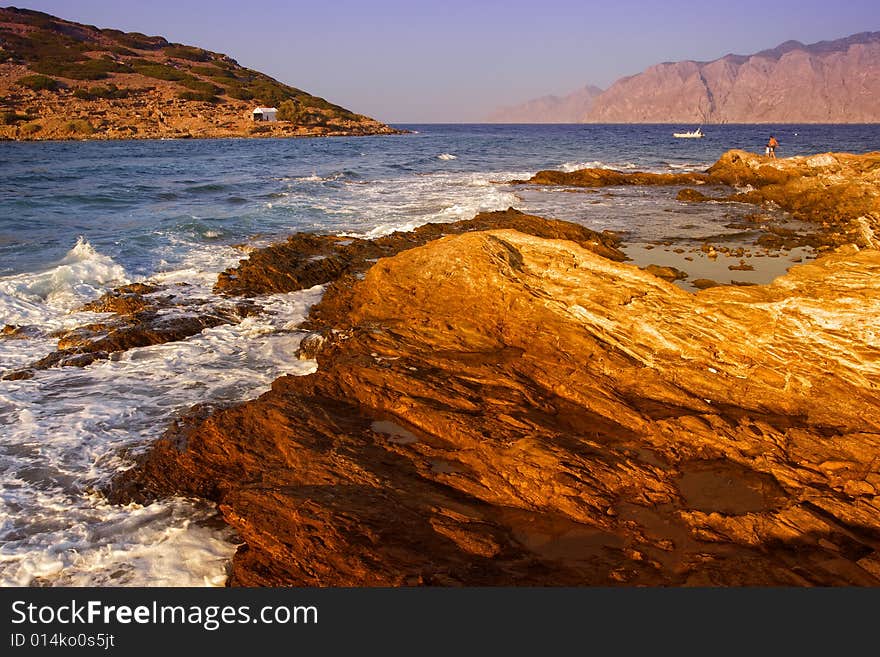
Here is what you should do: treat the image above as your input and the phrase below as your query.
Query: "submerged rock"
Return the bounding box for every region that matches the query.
[9,284,262,374]
[113,228,880,586]
[643,264,688,281]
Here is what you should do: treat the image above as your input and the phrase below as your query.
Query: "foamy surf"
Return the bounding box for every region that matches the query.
[437,153,457,160]
[560,160,637,172]
[0,237,128,323]
[283,170,525,239]
[0,231,324,585]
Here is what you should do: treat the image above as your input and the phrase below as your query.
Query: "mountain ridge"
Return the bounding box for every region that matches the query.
[488,31,880,124]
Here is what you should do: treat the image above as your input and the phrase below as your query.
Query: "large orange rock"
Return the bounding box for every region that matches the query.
[113,228,880,586]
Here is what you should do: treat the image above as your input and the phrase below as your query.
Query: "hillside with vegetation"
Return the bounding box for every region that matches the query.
[0,7,398,140]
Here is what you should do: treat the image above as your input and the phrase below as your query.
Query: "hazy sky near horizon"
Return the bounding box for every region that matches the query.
[12,0,880,122]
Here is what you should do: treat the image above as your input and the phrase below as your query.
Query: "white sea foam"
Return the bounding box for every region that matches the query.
[283,170,526,240]
[437,153,457,160]
[0,237,129,324]
[560,160,637,172]
[293,172,345,183]
[0,230,324,586]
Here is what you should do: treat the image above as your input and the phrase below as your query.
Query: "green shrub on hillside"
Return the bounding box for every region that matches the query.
[247,81,294,107]
[0,30,89,63]
[30,57,131,80]
[225,85,254,101]
[131,62,190,81]
[18,74,61,91]
[19,122,42,135]
[64,119,94,135]
[164,45,212,62]
[190,65,236,79]
[109,31,168,51]
[177,91,221,103]
[277,100,303,123]
[1,112,34,125]
[73,84,131,100]
[178,78,221,95]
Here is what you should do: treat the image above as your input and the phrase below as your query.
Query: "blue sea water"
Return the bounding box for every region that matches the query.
[1,123,879,586]
[3,123,879,277]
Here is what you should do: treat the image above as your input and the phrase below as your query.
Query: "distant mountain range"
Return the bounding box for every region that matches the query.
[487,85,603,123]
[488,32,880,123]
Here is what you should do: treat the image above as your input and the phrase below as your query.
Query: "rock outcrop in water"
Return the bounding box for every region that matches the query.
[2,211,621,381]
[2,283,260,380]
[111,153,880,586]
[517,149,880,249]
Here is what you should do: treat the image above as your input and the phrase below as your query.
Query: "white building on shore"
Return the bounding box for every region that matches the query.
[251,107,278,122]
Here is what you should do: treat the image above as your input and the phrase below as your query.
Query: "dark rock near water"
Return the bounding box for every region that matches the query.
[215,208,625,297]
[644,264,688,281]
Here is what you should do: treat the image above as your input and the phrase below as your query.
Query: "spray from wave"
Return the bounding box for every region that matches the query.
[0,237,129,325]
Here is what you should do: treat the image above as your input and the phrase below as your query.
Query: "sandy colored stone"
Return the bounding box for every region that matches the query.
[113,226,880,586]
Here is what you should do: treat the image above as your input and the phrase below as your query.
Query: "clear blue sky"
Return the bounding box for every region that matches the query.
[11,0,880,122]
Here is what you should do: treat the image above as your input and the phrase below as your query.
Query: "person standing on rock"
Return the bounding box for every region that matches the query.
[766,135,779,159]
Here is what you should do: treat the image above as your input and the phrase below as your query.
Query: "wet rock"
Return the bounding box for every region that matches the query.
[676,188,712,202]
[80,283,162,315]
[691,279,720,290]
[512,169,708,187]
[13,286,262,374]
[1,325,37,340]
[296,332,328,360]
[644,264,688,281]
[215,209,624,297]
[518,149,880,250]
[728,261,755,271]
[115,227,880,586]
[1,369,34,381]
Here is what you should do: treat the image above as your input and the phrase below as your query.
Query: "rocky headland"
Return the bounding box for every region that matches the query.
[0,8,398,140]
[69,148,879,586]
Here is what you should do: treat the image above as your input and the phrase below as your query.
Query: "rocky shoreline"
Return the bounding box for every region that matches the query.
[53,150,880,585]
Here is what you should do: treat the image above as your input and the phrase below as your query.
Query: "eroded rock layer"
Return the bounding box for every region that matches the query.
[113,229,880,586]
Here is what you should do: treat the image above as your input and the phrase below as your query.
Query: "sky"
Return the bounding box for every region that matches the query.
[9,0,880,123]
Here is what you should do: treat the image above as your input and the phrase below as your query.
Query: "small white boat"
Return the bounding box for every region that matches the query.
[673,128,704,138]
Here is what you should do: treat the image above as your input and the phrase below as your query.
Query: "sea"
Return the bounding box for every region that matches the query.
[2,123,879,586]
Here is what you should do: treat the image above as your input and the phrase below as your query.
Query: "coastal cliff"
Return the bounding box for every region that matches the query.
[103,150,880,586]
[490,32,880,124]
[0,7,397,140]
